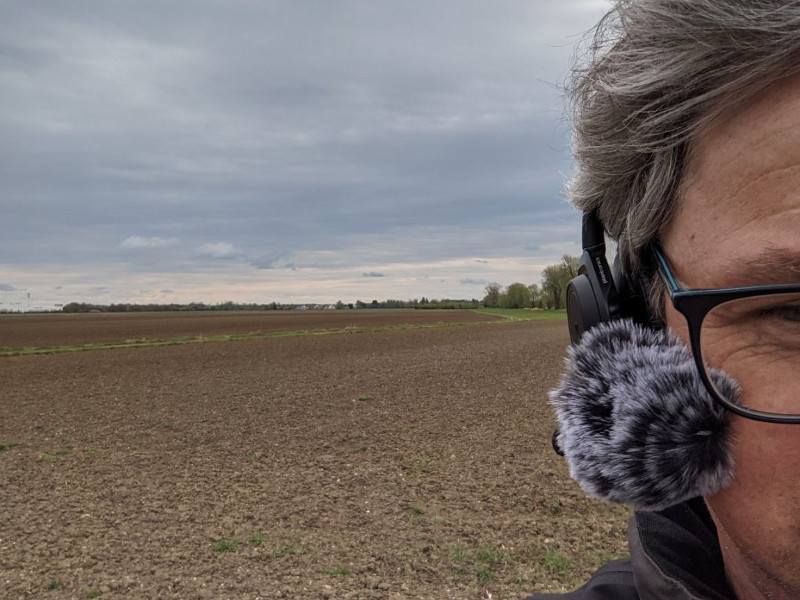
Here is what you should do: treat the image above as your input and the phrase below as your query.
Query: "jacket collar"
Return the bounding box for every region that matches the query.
[629,498,736,600]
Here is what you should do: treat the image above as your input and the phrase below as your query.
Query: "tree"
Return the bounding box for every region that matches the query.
[540,266,560,309]
[527,283,541,308]
[540,255,580,309]
[560,254,580,278]
[482,282,501,308]
[501,282,532,309]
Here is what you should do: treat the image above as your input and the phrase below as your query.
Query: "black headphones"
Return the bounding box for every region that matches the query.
[550,213,736,509]
[565,211,649,344]
[553,211,649,456]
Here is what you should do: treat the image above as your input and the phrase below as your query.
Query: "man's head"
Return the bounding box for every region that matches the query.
[569,1,800,598]
[659,70,800,600]
[569,0,800,315]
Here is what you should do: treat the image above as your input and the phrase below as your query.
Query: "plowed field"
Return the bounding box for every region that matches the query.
[0,309,501,348]
[0,311,628,600]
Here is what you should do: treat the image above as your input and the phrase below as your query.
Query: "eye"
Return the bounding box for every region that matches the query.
[702,293,800,354]
[754,300,800,323]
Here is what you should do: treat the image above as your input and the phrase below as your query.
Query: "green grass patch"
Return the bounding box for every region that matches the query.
[542,549,573,577]
[211,530,301,557]
[0,441,19,452]
[357,394,371,401]
[46,579,64,590]
[213,538,237,553]
[325,567,350,577]
[473,308,567,321]
[0,317,519,358]
[447,541,526,584]
[446,538,599,587]
[475,544,505,567]
[476,567,496,583]
[37,447,73,460]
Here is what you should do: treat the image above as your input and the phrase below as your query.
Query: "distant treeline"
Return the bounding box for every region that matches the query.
[482,255,580,310]
[57,255,580,314]
[61,302,284,313]
[60,298,482,313]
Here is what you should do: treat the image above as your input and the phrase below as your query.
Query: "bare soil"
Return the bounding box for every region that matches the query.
[0,311,628,600]
[0,310,501,348]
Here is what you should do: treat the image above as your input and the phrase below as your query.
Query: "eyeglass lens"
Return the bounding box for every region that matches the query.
[699,291,800,416]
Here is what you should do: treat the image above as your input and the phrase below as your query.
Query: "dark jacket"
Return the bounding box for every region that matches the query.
[524,498,737,600]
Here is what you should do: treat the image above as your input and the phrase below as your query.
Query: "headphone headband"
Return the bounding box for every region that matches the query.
[581,211,605,251]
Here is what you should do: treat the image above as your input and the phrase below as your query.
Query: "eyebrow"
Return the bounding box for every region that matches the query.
[730,248,800,287]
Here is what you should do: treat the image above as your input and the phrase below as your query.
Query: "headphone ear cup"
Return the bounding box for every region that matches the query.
[566,274,602,344]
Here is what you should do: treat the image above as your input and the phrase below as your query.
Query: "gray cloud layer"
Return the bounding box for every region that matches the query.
[1,1,606,306]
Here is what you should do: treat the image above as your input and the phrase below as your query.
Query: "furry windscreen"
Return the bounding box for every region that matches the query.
[549,319,738,511]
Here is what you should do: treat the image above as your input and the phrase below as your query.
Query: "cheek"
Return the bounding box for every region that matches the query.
[706,419,800,565]
[666,303,800,562]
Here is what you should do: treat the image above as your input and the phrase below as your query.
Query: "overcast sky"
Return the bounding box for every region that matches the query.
[2,0,608,310]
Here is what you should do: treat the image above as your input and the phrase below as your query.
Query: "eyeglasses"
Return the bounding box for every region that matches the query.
[653,244,800,424]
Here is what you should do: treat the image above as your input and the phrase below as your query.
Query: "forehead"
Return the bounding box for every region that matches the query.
[663,72,800,287]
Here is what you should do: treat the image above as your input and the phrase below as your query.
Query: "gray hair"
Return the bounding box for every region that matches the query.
[569,0,800,311]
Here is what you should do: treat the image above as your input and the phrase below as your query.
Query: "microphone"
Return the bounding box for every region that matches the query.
[549,318,738,511]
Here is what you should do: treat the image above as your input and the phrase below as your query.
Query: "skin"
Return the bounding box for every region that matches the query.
[661,72,800,599]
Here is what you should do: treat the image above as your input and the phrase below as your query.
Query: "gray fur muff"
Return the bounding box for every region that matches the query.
[550,319,738,511]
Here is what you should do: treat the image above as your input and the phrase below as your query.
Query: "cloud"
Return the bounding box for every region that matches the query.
[160,289,174,294]
[0,1,604,308]
[362,272,385,278]
[252,252,289,270]
[195,242,237,259]
[0,283,16,291]
[0,253,561,309]
[120,236,179,249]
[460,278,489,285]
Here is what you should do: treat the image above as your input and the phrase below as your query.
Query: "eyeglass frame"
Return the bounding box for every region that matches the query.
[652,243,800,424]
